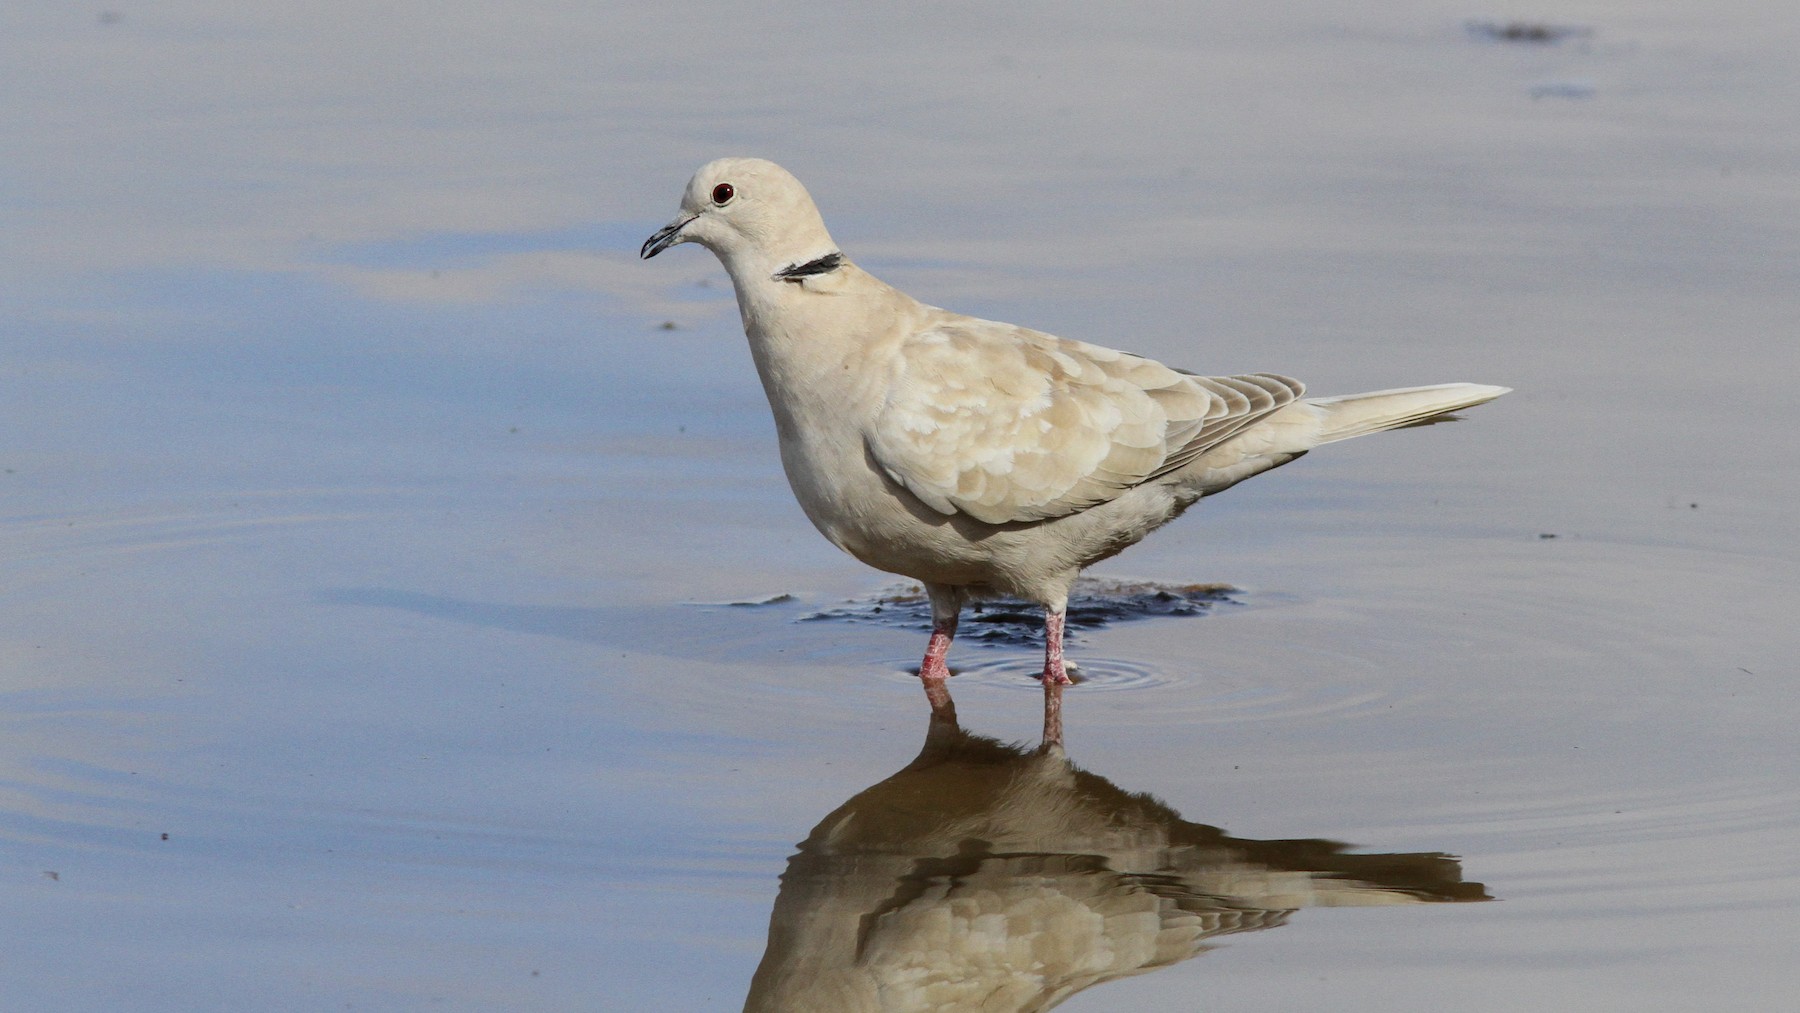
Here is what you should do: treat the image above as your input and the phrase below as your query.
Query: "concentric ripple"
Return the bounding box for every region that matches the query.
[884,654,1177,692]
[875,651,1402,725]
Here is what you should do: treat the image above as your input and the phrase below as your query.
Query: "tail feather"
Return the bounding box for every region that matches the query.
[1308,383,1510,444]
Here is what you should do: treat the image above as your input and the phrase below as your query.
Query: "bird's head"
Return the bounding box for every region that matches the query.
[640,157,840,279]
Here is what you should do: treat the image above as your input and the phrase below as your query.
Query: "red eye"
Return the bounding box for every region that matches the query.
[711,182,735,205]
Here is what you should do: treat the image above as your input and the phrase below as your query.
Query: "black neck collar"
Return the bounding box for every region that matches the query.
[772,251,845,282]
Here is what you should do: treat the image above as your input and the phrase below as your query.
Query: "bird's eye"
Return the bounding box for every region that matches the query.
[711,182,735,205]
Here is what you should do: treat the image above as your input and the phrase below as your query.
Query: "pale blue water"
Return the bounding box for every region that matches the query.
[4,4,1798,1010]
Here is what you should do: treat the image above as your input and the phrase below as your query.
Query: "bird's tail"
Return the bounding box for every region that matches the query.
[1307,383,1510,444]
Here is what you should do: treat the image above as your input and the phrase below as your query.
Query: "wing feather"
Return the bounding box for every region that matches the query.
[867,320,1303,524]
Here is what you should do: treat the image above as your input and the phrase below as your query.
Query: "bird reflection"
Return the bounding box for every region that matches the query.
[745,682,1488,1012]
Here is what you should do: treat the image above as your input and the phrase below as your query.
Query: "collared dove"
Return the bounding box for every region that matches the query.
[642,158,1507,686]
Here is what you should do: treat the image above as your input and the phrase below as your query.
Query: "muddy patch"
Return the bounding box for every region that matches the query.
[798,577,1241,647]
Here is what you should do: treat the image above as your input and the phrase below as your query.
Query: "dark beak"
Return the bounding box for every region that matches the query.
[640,215,696,259]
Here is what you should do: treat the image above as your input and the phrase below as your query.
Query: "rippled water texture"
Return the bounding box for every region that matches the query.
[4,4,1798,1010]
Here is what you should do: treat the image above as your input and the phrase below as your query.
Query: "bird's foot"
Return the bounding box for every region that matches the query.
[1038,660,1073,686]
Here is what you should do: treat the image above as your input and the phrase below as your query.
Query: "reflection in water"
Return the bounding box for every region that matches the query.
[746,683,1488,1011]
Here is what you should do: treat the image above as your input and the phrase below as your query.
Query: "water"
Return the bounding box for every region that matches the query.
[4,3,1798,1010]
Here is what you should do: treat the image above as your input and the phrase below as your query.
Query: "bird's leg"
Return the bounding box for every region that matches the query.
[919,584,963,684]
[1040,607,1072,685]
[919,619,956,712]
[920,621,956,681]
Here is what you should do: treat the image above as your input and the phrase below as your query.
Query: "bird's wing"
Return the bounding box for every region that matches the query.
[866,318,1304,524]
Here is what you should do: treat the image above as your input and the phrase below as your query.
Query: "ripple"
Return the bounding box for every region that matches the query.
[874,655,1399,723]
[887,654,1177,692]
[1169,672,1397,725]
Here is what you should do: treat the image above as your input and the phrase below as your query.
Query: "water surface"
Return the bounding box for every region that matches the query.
[4,3,1797,1010]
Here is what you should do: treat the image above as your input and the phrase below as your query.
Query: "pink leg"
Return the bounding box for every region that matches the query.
[1040,609,1071,685]
[920,623,955,682]
[920,585,963,684]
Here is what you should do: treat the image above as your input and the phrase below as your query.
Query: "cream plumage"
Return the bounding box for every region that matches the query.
[869,324,1303,525]
[642,158,1508,685]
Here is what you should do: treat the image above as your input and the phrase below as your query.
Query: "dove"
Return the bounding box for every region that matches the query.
[641,158,1507,686]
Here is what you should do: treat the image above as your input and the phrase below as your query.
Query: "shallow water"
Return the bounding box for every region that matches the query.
[4,3,1798,1010]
